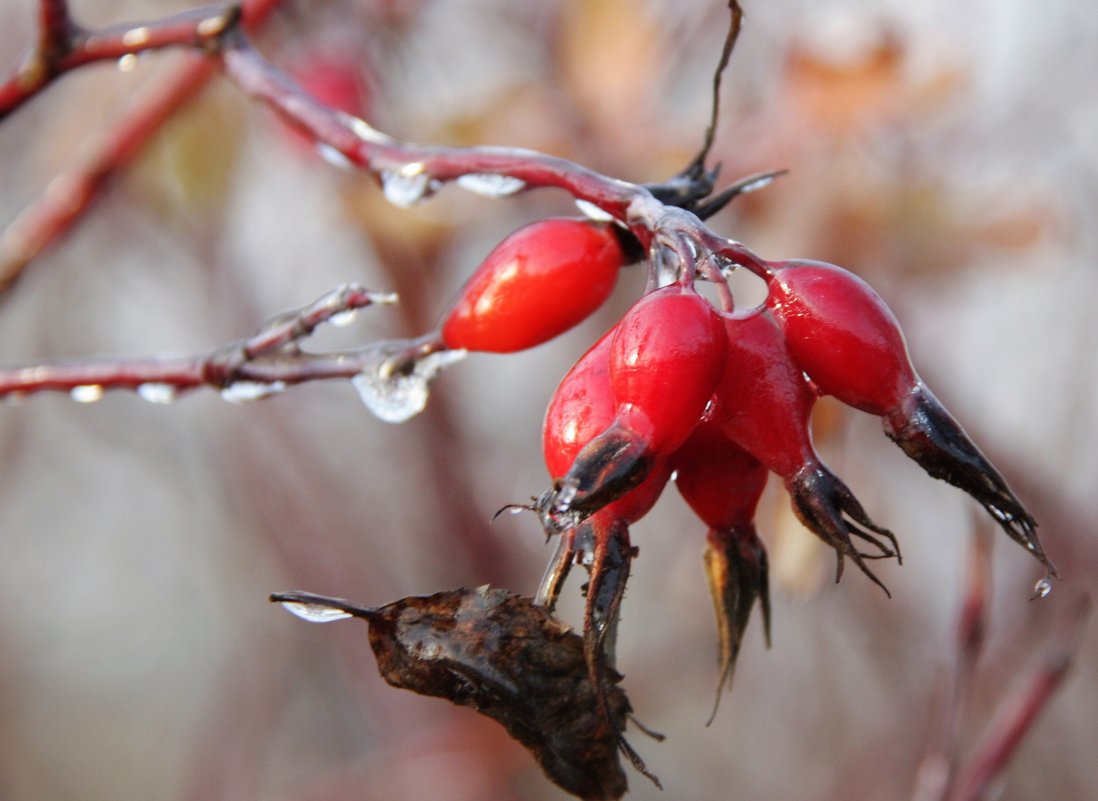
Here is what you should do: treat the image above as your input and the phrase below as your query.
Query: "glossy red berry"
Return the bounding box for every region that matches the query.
[712,308,900,593]
[553,283,728,516]
[672,413,771,713]
[764,259,914,415]
[672,408,769,531]
[763,259,1055,578]
[542,330,671,525]
[606,283,728,455]
[440,218,626,353]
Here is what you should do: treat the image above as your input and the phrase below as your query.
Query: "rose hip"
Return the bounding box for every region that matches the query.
[441,218,628,353]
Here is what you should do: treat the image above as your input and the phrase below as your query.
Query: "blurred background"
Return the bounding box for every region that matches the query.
[0,0,1095,799]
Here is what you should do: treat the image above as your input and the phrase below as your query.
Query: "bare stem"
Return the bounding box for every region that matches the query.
[945,593,1090,801]
[0,284,398,401]
[1,4,238,121]
[0,0,282,291]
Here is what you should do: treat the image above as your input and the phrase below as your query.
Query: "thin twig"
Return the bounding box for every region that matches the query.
[945,593,1090,801]
[0,4,238,121]
[0,284,397,401]
[0,0,281,292]
[911,526,993,801]
[693,0,743,173]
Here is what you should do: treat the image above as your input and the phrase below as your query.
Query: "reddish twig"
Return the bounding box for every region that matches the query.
[911,527,993,801]
[0,4,237,121]
[912,527,1089,801]
[0,0,282,292]
[216,30,768,271]
[3,3,772,405]
[945,593,1090,801]
[0,284,402,402]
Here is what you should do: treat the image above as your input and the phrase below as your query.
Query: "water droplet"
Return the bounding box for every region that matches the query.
[328,309,358,328]
[344,113,393,145]
[352,345,466,423]
[368,291,399,305]
[380,165,439,208]
[121,27,151,47]
[575,199,614,222]
[117,54,138,72]
[315,143,353,170]
[554,482,578,513]
[456,173,526,198]
[137,383,177,404]
[71,385,104,403]
[220,381,287,403]
[279,600,353,623]
[1032,576,1053,600]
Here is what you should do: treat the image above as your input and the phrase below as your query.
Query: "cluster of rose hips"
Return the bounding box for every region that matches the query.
[403,210,1056,740]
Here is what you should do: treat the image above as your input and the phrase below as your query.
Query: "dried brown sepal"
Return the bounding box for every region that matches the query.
[703,523,770,725]
[786,463,901,597]
[556,422,653,518]
[271,587,645,800]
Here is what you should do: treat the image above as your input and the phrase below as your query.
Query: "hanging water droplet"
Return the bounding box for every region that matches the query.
[380,165,438,208]
[456,173,527,198]
[574,199,614,222]
[220,381,287,403]
[1032,576,1053,600]
[279,600,354,623]
[71,385,104,403]
[137,383,177,404]
[352,343,466,423]
[117,54,138,72]
[315,143,353,171]
[328,309,358,328]
[508,506,526,516]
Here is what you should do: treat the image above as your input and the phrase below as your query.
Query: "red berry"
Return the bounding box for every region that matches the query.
[764,259,915,415]
[553,283,727,517]
[543,330,670,524]
[607,283,728,455]
[441,218,626,353]
[672,409,768,530]
[712,308,900,594]
[714,309,817,478]
[764,259,1055,577]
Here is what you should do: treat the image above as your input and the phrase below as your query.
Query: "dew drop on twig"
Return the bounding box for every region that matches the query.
[575,199,614,222]
[220,381,287,403]
[315,143,353,171]
[352,347,466,423]
[71,385,104,403]
[1032,576,1053,600]
[380,166,438,208]
[278,600,354,623]
[328,309,358,328]
[137,383,177,404]
[456,173,527,198]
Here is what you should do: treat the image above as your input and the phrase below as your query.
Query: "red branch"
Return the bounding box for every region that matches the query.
[2,6,772,402]
[0,0,282,292]
[0,4,238,121]
[0,284,403,401]
[945,593,1090,801]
